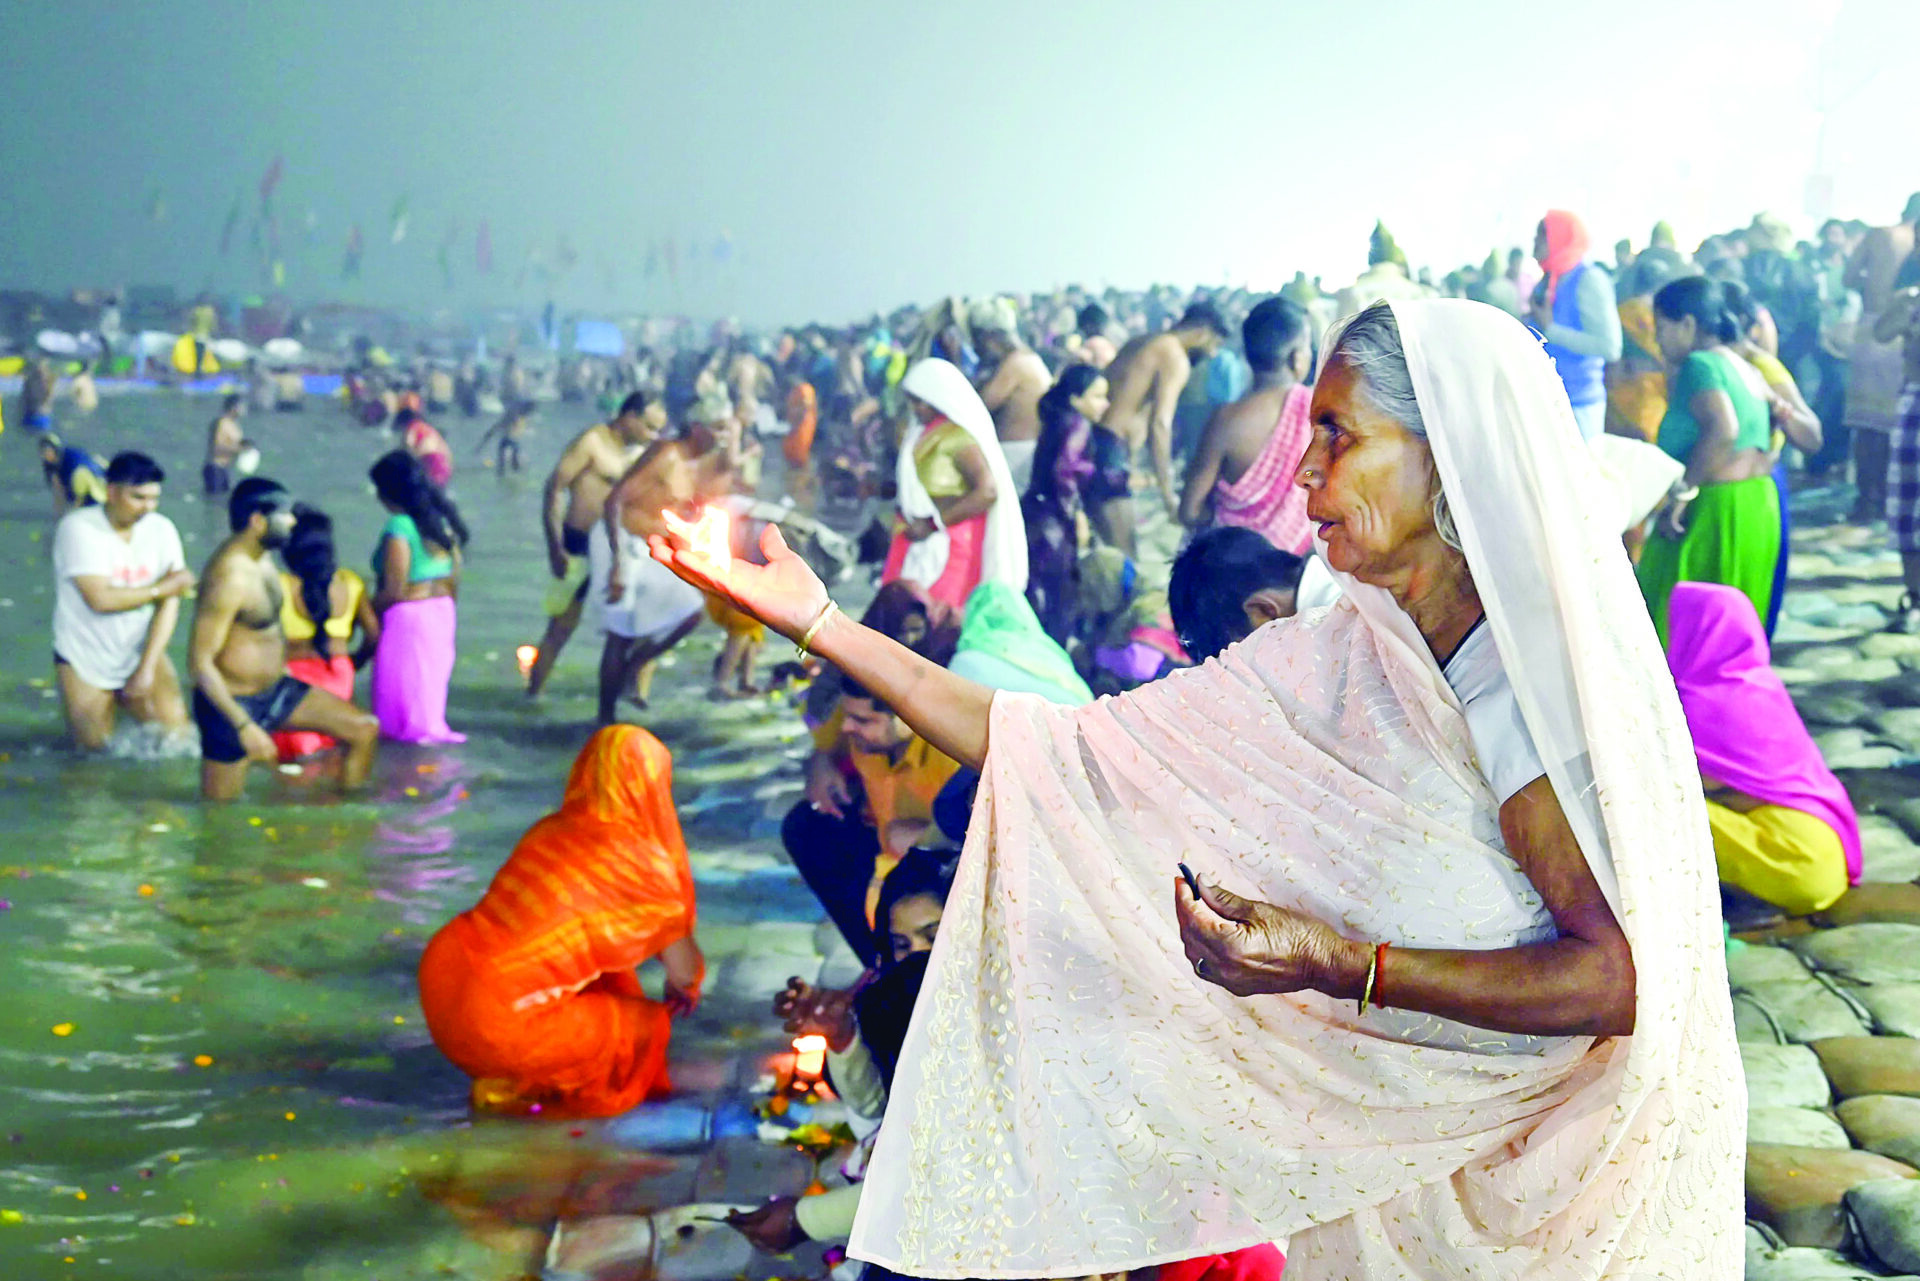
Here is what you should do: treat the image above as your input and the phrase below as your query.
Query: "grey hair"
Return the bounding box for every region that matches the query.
[1324,302,1460,552]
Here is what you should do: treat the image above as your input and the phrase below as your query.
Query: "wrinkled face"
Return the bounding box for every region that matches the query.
[104,482,161,528]
[1297,356,1441,583]
[888,893,943,964]
[840,696,911,755]
[1070,376,1111,424]
[1653,310,1696,364]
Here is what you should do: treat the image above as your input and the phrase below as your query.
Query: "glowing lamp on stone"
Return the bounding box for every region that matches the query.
[515,645,538,678]
[661,505,732,575]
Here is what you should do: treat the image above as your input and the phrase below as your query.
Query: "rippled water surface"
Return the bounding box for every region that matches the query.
[0,391,822,1278]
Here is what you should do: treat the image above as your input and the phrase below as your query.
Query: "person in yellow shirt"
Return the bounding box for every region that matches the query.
[781,677,959,967]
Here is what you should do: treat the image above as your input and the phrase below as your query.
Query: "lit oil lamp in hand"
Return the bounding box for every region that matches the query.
[660,504,732,575]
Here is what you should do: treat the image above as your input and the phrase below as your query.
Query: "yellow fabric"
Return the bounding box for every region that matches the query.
[541,555,590,618]
[811,704,844,752]
[705,592,767,642]
[279,569,364,642]
[912,419,973,499]
[1707,799,1847,916]
[1748,351,1793,390]
[851,734,959,838]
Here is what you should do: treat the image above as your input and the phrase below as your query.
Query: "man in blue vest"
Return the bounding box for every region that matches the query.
[1528,209,1622,439]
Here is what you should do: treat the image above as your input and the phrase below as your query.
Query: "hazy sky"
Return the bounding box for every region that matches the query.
[1,0,1913,325]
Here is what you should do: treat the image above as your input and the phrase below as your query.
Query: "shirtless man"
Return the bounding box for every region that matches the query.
[204,394,248,496]
[971,304,1050,495]
[1178,298,1315,555]
[596,434,735,724]
[188,479,378,800]
[20,357,57,432]
[1844,194,1920,520]
[1077,303,1119,369]
[525,392,667,698]
[1090,302,1230,554]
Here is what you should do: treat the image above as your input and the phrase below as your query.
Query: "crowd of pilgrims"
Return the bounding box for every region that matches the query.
[22,196,1920,1276]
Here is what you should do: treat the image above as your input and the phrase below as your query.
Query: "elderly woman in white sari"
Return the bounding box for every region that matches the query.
[651,300,1742,1280]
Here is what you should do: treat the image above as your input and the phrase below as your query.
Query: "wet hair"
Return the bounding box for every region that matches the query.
[368,449,469,550]
[1241,297,1309,375]
[1653,276,1741,345]
[1169,527,1306,662]
[1030,364,1104,500]
[392,406,421,430]
[1323,303,1459,551]
[1076,303,1109,337]
[282,507,340,658]
[616,390,650,419]
[1721,281,1768,339]
[105,451,165,487]
[222,393,244,413]
[228,476,288,533]
[1175,301,1231,340]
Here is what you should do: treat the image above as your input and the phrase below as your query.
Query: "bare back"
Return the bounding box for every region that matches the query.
[1100,333,1187,451]
[614,439,734,543]
[981,348,1050,444]
[1849,223,1917,319]
[207,414,244,466]
[554,423,644,534]
[1211,383,1294,485]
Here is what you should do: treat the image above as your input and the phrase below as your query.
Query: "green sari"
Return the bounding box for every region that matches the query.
[950,582,1093,706]
[1636,473,1780,645]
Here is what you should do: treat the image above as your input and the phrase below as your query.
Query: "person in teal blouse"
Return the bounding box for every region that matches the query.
[1636,276,1781,643]
[368,451,469,743]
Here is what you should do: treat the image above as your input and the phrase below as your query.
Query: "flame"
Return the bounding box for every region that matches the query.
[514,645,538,677]
[792,1033,828,1080]
[661,504,732,571]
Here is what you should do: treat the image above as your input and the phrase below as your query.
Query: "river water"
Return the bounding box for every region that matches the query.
[0,391,827,1279]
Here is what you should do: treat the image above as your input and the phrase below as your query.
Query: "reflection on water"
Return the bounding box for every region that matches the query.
[0,393,815,1277]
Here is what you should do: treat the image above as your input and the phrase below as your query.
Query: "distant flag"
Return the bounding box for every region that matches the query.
[302,207,319,243]
[145,187,167,223]
[271,259,286,288]
[218,195,243,256]
[342,223,364,280]
[643,240,660,279]
[388,195,410,245]
[713,231,733,264]
[476,219,493,273]
[556,233,579,275]
[258,154,284,207]
[437,241,454,290]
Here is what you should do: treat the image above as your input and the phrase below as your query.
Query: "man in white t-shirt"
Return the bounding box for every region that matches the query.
[52,451,197,749]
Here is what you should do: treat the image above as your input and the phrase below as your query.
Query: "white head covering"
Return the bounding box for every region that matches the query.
[851,301,1741,1279]
[893,357,1028,594]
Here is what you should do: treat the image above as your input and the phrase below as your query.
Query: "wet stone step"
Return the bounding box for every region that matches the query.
[1837,1096,1920,1167]
[1812,1038,1920,1099]
[1745,1142,1918,1249]
[1844,1178,1920,1274]
[1743,1043,1836,1111]
[1791,926,1920,986]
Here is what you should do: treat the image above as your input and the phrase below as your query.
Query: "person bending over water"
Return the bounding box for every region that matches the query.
[188,479,378,800]
[528,393,664,699]
[418,725,703,1118]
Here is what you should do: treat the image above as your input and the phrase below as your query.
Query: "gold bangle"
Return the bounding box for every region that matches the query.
[796,600,839,659]
[1357,944,1379,1017]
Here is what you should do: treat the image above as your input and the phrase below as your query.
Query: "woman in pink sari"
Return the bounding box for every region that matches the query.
[882,358,1027,613]
[1666,582,1860,914]
[369,450,468,744]
[654,301,1741,1279]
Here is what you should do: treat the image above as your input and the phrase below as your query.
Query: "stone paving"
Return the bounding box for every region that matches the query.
[1732,491,1920,1279]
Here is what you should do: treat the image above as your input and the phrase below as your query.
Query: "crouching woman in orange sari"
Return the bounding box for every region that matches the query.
[419,725,705,1118]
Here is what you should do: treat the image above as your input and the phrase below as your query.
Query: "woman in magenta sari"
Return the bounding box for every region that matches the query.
[369,450,469,744]
[1665,582,1860,914]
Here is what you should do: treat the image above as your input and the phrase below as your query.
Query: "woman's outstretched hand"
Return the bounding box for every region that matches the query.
[649,522,830,642]
[1174,876,1363,1000]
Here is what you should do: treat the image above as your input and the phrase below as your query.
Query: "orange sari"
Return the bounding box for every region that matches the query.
[783,381,818,468]
[418,726,700,1118]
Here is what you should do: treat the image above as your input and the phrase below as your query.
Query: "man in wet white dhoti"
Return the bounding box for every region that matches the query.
[651,299,1743,1280]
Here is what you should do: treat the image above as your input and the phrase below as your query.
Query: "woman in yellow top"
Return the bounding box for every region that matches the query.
[275,507,381,760]
[1726,282,1823,638]
[880,358,1026,612]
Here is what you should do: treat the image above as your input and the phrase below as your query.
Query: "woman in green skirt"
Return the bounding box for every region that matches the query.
[1637,276,1781,643]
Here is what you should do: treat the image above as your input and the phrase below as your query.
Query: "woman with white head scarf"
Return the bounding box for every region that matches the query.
[881,357,1029,610]
[650,300,1742,1279]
